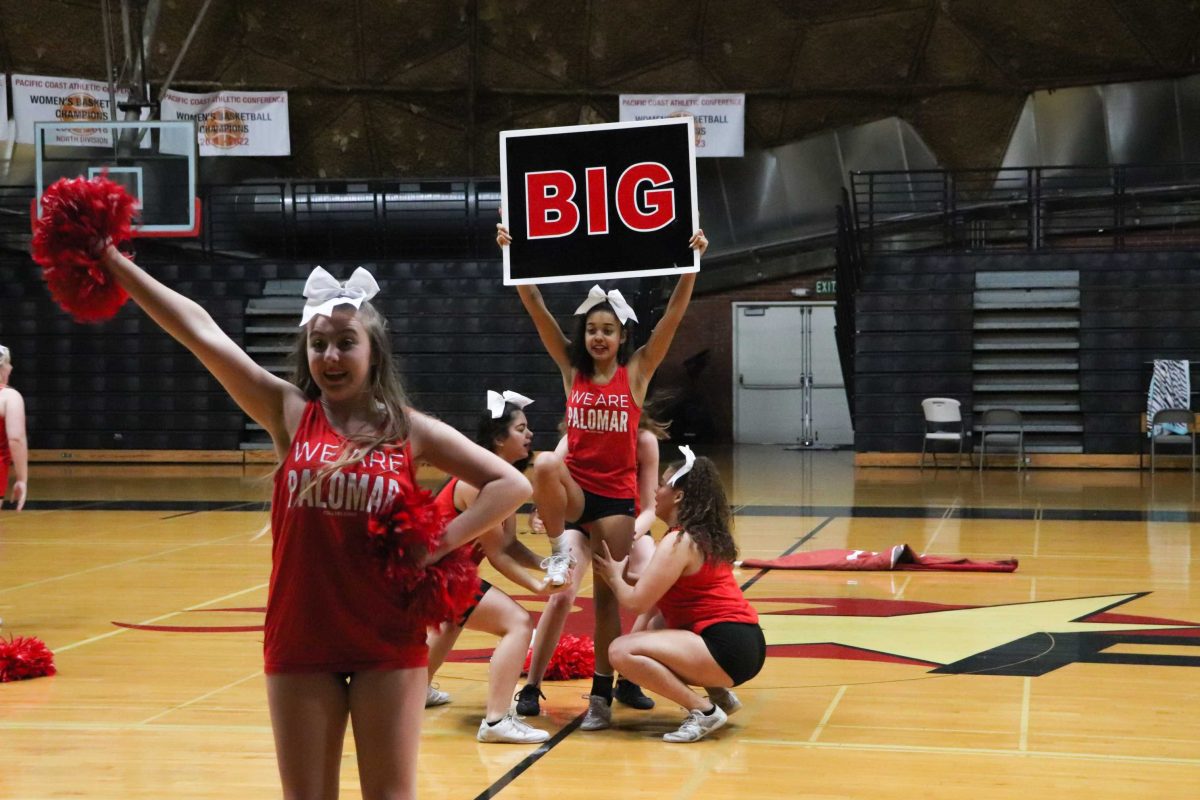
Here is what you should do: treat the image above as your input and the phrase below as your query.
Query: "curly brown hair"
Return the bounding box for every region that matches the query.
[671,456,737,564]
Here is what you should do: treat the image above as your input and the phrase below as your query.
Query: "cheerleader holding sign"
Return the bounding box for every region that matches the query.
[496,222,706,730]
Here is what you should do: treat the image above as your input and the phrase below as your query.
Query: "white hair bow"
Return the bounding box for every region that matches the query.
[299,266,381,327]
[668,445,696,487]
[486,389,534,418]
[574,285,638,325]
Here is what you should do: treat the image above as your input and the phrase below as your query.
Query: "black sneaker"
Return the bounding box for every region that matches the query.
[614,678,655,710]
[515,684,545,716]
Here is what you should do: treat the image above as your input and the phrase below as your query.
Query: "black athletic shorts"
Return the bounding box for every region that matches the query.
[458,579,493,626]
[699,622,766,686]
[572,489,636,525]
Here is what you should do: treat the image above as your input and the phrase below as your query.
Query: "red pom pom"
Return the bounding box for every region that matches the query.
[365,477,481,629]
[0,635,57,682]
[31,175,137,323]
[523,633,594,680]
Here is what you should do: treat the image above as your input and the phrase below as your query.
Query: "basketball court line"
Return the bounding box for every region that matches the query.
[912,503,958,553]
[740,515,834,592]
[11,500,1200,522]
[0,529,260,595]
[1019,677,1032,751]
[16,500,270,513]
[807,684,847,743]
[54,581,267,654]
[738,737,1200,767]
[139,670,265,725]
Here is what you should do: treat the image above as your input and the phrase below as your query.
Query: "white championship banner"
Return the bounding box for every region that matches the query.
[11,73,134,145]
[161,89,291,157]
[619,93,745,158]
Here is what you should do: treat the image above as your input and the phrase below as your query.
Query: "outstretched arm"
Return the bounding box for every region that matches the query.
[479,519,565,595]
[497,224,573,380]
[503,534,546,570]
[628,229,707,398]
[99,246,303,450]
[3,390,28,511]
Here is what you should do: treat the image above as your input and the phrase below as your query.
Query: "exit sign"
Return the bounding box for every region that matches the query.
[815,278,837,295]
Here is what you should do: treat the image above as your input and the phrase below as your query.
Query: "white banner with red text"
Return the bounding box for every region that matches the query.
[10,73,138,145]
[160,89,290,156]
[618,94,744,157]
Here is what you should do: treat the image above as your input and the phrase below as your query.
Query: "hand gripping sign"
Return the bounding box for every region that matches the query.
[500,117,699,285]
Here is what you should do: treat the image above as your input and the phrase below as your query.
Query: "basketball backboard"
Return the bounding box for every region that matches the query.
[34,120,199,236]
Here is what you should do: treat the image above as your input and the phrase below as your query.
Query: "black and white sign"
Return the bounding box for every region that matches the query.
[500,117,699,285]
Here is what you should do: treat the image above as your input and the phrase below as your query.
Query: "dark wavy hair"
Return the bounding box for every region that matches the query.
[476,403,532,472]
[670,456,737,564]
[640,390,673,440]
[567,303,637,377]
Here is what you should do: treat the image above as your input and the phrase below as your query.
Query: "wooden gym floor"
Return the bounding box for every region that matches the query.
[2,448,1200,799]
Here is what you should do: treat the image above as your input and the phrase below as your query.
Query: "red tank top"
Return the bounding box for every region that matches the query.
[564,365,641,498]
[265,401,427,674]
[433,477,485,565]
[0,389,12,465]
[656,538,759,634]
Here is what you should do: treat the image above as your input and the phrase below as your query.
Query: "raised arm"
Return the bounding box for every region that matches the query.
[633,429,659,538]
[99,246,303,450]
[592,532,693,615]
[628,229,707,398]
[409,410,531,558]
[497,224,573,380]
[3,389,28,511]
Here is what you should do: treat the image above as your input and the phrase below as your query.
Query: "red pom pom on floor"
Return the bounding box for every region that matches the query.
[31,175,136,323]
[0,635,57,682]
[524,633,595,680]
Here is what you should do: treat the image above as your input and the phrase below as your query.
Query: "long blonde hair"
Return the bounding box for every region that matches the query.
[289,300,411,476]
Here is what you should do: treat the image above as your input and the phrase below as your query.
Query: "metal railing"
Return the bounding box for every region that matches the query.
[1,178,504,262]
[850,164,1200,255]
[833,188,862,423]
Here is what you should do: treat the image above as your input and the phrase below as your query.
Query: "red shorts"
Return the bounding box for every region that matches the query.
[0,460,8,497]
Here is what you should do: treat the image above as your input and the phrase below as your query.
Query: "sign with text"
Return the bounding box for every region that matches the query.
[10,73,135,145]
[500,117,699,285]
[161,90,290,156]
[619,94,744,157]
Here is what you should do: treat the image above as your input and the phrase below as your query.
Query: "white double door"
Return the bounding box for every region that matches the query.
[732,302,853,446]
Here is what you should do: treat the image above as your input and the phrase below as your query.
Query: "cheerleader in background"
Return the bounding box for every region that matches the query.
[424,390,568,744]
[516,414,667,716]
[0,345,29,513]
[593,449,765,743]
[499,220,706,730]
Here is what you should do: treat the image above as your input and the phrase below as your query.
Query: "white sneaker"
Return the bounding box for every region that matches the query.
[476,713,551,744]
[579,694,612,731]
[706,687,742,717]
[663,705,728,743]
[425,684,451,707]
[540,553,576,586]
